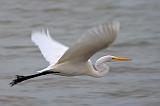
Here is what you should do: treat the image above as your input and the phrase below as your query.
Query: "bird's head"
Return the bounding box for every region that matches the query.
[96,55,131,63]
[103,55,131,62]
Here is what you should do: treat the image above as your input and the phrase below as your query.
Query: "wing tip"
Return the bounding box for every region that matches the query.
[112,21,120,32]
[104,21,120,32]
[101,21,120,44]
[31,29,52,42]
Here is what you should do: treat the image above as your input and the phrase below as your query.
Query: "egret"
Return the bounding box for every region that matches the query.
[10,22,131,87]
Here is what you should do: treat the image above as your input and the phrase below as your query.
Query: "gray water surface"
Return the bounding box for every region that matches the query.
[0,0,160,106]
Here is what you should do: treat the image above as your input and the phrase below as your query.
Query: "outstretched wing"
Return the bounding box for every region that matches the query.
[57,22,120,64]
[31,29,68,65]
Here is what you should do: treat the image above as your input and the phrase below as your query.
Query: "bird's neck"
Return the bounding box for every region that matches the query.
[90,57,110,77]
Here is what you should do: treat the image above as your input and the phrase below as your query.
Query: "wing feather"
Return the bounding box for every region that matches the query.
[31,29,68,65]
[57,22,120,64]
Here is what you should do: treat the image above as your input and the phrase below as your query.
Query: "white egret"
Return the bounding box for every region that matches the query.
[10,22,131,86]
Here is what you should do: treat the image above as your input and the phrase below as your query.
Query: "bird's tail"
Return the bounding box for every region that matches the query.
[9,71,59,87]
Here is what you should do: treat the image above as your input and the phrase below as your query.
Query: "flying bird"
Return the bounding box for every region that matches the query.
[10,22,131,86]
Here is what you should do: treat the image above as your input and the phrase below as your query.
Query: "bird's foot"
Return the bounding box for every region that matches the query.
[9,75,26,87]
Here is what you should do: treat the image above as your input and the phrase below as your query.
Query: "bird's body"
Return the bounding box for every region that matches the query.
[10,21,131,86]
[51,60,93,76]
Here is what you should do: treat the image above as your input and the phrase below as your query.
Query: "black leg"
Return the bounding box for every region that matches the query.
[9,71,60,87]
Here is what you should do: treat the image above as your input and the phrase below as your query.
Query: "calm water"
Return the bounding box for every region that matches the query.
[0,0,160,106]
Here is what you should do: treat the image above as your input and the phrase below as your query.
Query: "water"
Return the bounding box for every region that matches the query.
[0,0,160,106]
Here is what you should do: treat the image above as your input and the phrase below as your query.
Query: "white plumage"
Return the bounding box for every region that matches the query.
[31,29,68,65]
[30,22,129,76]
[9,21,131,87]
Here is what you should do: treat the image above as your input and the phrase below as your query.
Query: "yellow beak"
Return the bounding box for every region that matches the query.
[112,57,131,61]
